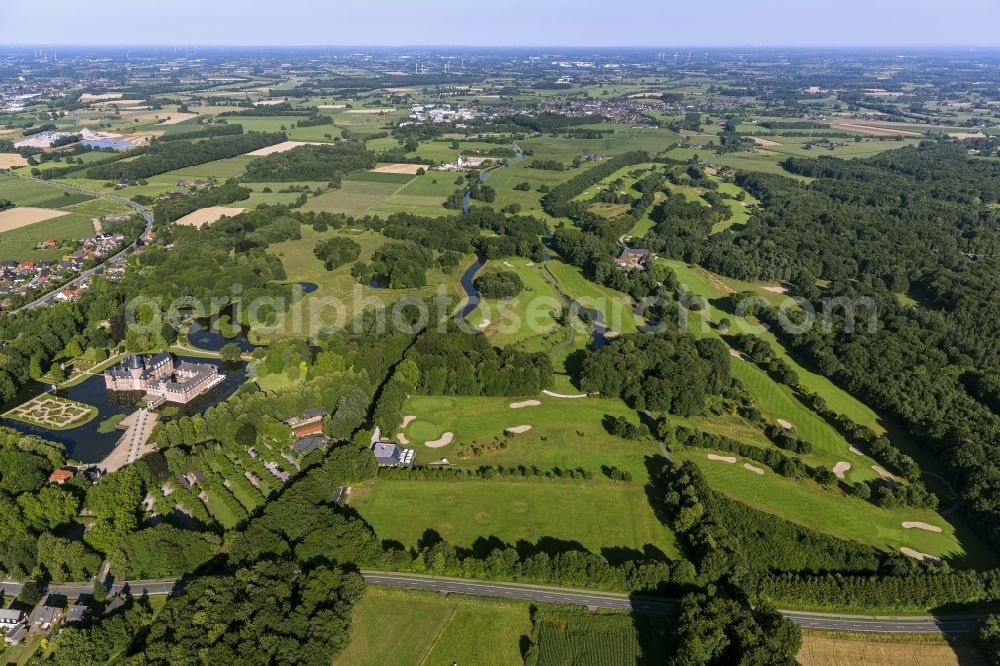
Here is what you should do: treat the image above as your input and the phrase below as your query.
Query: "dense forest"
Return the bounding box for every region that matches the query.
[658,142,1000,553]
[242,142,376,181]
[86,132,285,180]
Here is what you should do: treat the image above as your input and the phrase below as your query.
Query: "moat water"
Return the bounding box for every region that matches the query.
[1,356,247,464]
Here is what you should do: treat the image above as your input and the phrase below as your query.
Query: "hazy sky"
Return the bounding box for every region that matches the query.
[3,0,999,47]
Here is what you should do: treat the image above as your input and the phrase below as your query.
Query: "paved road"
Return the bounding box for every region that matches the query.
[360,571,983,633]
[1,171,154,314]
[0,571,985,633]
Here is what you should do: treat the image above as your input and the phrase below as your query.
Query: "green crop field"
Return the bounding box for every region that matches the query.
[336,586,532,666]
[343,170,414,185]
[350,478,679,558]
[532,610,668,666]
[301,179,407,216]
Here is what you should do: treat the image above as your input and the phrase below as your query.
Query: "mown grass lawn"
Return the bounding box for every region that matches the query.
[465,256,565,351]
[672,448,996,567]
[399,394,656,480]
[350,478,679,559]
[545,259,637,334]
[336,586,532,666]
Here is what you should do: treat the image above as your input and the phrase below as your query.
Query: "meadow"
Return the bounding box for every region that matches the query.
[335,587,532,666]
[349,478,679,558]
[262,226,473,339]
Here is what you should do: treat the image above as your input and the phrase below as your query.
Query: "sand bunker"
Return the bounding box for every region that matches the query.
[0,207,68,232]
[371,163,429,174]
[902,521,943,533]
[832,461,852,479]
[708,454,737,463]
[174,206,244,228]
[509,399,541,409]
[744,462,764,475]
[401,415,416,427]
[872,465,898,486]
[0,153,28,169]
[762,284,788,294]
[849,445,864,456]
[246,140,327,156]
[751,136,780,146]
[776,419,793,430]
[346,108,396,114]
[425,432,454,448]
[728,348,744,360]
[505,425,532,434]
[477,319,491,329]
[543,390,587,399]
[503,261,514,267]
[157,113,198,125]
[900,547,941,564]
[396,433,410,445]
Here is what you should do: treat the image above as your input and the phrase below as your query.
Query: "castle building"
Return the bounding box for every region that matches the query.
[104,353,223,404]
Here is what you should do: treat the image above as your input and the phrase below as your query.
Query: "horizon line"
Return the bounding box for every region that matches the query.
[2,43,1000,50]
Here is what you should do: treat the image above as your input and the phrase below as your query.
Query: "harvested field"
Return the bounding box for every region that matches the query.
[346,108,396,114]
[830,121,921,136]
[798,634,980,666]
[157,113,198,125]
[0,207,68,232]
[371,163,430,174]
[174,206,244,228]
[509,399,540,409]
[0,153,28,169]
[902,521,943,533]
[317,104,346,109]
[949,132,986,140]
[254,99,288,106]
[832,461,852,479]
[80,92,122,102]
[425,432,454,448]
[245,140,327,156]
[504,425,532,434]
[751,136,781,146]
[707,454,737,463]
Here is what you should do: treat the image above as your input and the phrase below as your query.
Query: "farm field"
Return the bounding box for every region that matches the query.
[797,633,986,666]
[367,172,461,216]
[335,587,532,666]
[349,478,680,558]
[531,609,669,665]
[0,209,99,261]
[300,179,406,216]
